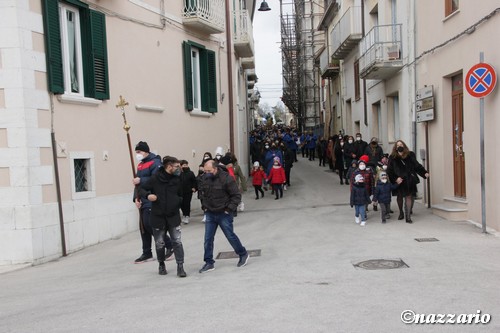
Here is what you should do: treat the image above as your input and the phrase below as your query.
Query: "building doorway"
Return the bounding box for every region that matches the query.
[452,73,466,197]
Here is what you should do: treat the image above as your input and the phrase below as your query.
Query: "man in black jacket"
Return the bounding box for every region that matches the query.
[198,160,249,273]
[140,156,187,277]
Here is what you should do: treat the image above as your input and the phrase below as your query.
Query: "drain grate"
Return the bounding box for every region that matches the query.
[216,249,261,259]
[353,259,409,270]
[415,238,439,242]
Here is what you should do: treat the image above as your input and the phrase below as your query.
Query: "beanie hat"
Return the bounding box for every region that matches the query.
[355,174,364,183]
[253,161,260,167]
[219,154,233,165]
[359,155,369,163]
[273,156,281,164]
[135,141,150,153]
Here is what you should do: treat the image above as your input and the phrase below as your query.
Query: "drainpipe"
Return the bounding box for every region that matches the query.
[49,94,67,257]
[225,0,235,153]
[361,0,368,127]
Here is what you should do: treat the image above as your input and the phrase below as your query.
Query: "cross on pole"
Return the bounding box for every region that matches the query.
[116,95,136,177]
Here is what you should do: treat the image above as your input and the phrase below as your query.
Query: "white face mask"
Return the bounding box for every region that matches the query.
[381,178,388,183]
[136,153,144,162]
[348,140,353,144]
[359,164,366,171]
[340,142,344,146]
[356,137,361,141]
[382,165,388,170]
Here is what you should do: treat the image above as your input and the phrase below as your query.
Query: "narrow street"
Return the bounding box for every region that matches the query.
[1,158,499,333]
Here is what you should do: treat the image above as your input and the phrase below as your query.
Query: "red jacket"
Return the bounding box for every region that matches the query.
[267,166,286,184]
[250,168,266,186]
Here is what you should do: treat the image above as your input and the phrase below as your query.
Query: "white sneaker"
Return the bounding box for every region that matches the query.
[283,185,287,191]
[201,215,206,223]
[355,216,360,224]
[183,216,190,224]
[360,221,366,226]
[238,202,245,212]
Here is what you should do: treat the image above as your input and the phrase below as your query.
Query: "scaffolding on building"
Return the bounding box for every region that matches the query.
[280,0,323,132]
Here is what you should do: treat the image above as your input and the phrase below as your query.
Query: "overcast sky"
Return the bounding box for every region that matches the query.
[252,0,289,108]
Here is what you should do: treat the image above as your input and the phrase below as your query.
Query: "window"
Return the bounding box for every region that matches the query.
[182,41,218,113]
[70,152,95,199]
[354,60,360,100]
[445,0,459,16]
[42,0,110,100]
[387,95,400,142]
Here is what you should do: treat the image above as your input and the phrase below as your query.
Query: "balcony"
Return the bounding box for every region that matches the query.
[182,0,225,35]
[241,57,255,70]
[359,24,403,80]
[318,0,340,31]
[247,80,255,89]
[330,6,362,59]
[319,48,340,79]
[246,69,257,81]
[233,10,255,58]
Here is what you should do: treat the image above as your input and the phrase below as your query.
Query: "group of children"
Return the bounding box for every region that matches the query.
[250,157,286,200]
[349,154,398,226]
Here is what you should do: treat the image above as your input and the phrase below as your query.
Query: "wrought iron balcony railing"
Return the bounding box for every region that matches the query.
[182,0,225,34]
[233,9,255,58]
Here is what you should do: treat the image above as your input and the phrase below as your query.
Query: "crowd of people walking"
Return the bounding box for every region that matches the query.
[131,125,429,277]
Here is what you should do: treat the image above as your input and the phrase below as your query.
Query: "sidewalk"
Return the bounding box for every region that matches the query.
[1,157,499,333]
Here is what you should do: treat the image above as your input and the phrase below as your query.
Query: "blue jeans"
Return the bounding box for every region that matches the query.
[204,211,247,264]
[354,205,367,221]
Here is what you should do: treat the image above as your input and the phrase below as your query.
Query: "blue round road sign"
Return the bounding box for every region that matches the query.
[465,63,497,98]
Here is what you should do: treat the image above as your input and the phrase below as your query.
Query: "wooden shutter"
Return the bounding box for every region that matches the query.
[42,0,64,94]
[207,50,217,113]
[183,42,194,111]
[89,10,109,100]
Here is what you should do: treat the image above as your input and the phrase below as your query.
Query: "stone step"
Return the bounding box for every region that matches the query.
[432,199,468,221]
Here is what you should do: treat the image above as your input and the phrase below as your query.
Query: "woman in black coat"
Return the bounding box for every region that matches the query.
[387,140,429,223]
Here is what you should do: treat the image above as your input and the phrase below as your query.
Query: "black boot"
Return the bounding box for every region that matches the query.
[398,211,404,220]
[406,216,413,223]
[158,262,167,275]
[177,264,187,278]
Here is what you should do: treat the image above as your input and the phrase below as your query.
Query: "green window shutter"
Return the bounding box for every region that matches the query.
[207,50,217,113]
[89,10,110,100]
[42,0,64,94]
[199,49,209,112]
[183,42,194,111]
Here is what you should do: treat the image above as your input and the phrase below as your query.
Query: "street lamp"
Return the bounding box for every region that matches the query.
[258,1,271,11]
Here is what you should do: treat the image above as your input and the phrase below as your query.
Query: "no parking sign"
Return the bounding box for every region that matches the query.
[465,63,497,98]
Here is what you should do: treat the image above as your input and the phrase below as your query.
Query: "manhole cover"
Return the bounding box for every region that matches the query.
[353,259,409,270]
[216,249,261,259]
[415,238,439,242]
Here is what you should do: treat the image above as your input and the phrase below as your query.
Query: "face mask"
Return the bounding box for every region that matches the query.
[340,142,344,146]
[265,145,269,149]
[356,137,361,141]
[382,165,388,170]
[182,167,189,170]
[274,163,279,166]
[205,172,215,180]
[136,153,144,161]
[359,164,366,171]
[173,168,181,177]
[348,140,353,144]
[204,155,210,159]
[397,146,404,153]
[381,179,388,183]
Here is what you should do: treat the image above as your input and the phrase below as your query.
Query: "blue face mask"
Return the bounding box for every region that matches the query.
[204,172,215,180]
[173,169,181,177]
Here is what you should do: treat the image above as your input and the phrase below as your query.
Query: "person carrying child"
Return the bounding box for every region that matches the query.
[350,174,371,226]
[372,172,399,223]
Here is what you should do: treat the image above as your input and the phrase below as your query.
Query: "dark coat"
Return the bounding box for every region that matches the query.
[350,183,371,207]
[343,142,356,167]
[139,168,182,228]
[363,144,384,168]
[334,141,345,171]
[180,168,197,194]
[134,153,161,209]
[373,180,399,204]
[199,166,241,213]
[387,151,427,196]
[352,140,368,159]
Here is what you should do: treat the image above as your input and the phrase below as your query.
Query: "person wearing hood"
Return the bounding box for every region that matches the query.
[363,137,384,169]
[132,141,173,263]
[179,160,197,224]
[198,159,249,273]
[139,156,187,277]
[267,157,286,200]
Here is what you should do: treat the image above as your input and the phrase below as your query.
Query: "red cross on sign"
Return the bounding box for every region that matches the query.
[465,63,497,98]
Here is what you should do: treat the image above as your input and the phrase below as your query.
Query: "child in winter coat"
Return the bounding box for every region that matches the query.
[351,157,374,216]
[250,161,266,199]
[372,172,399,223]
[350,174,371,226]
[267,157,286,200]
